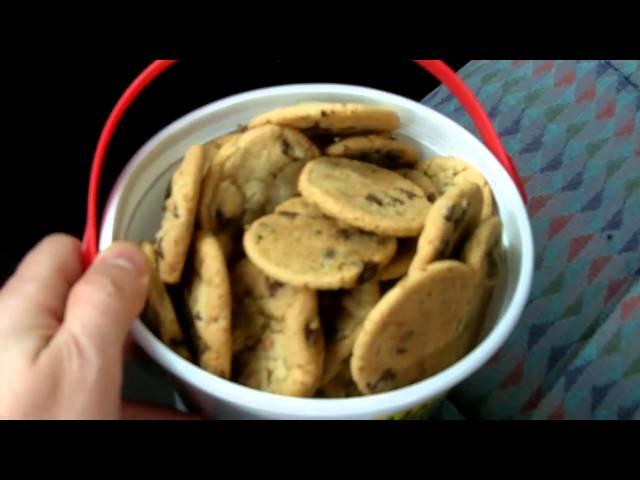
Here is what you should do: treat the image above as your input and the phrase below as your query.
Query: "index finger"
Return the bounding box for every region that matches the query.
[0,234,83,339]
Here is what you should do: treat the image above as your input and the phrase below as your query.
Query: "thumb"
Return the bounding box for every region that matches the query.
[62,242,149,359]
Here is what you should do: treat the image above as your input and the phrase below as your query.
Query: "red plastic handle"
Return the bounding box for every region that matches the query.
[413,60,527,202]
[81,60,177,269]
[81,59,527,268]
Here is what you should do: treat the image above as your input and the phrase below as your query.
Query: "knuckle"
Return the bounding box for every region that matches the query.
[70,273,127,316]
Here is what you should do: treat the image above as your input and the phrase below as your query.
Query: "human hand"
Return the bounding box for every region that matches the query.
[0,234,198,420]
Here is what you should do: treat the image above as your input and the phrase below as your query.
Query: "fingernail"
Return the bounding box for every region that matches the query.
[99,242,149,278]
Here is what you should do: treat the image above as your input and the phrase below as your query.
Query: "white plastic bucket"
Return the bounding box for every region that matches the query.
[99,84,535,419]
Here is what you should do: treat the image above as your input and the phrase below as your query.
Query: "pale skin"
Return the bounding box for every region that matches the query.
[0,234,200,420]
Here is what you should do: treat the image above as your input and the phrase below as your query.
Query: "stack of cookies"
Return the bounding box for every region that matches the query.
[139,102,503,398]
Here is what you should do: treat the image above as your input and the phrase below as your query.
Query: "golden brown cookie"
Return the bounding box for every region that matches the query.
[418,156,495,221]
[139,241,192,360]
[248,102,401,134]
[231,259,324,397]
[459,216,504,344]
[320,280,381,386]
[418,156,469,190]
[243,197,397,290]
[455,169,496,221]
[214,124,319,226]
[325,135,419,168]
[185,232,232,379]
[263,161,306,215]
[198,133,241,232]
[299,157,430,237]
[462,216,503,286]
[408,182,483,274]
[351,260,476,394]
[154,145,207,284]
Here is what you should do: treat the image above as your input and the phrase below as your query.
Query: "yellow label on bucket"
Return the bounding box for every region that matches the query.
[380,394,447,420]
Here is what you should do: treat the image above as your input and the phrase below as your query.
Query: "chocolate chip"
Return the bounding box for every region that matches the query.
[337,228,352,240]
[323,248,336,259]
[388,195,405,207]
[320,110,328,117]
[305,322,320,344]
[256,234,264,243]
[397,188,418,200]
[453,204,468,228]
[396,347,408,354]
[367,368,397,392]
[365,193,384,206]
[357,261,379,284]
[277,211,299,219]
[357,229,379,241]
[443,205,456,223]
[427,192,437,203]
[172,206,180,218]
[216,209,231,229]
[280,136,294,158]
[267,279,284,296]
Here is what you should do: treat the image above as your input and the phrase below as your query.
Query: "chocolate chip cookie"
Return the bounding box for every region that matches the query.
[155,144,207,284]
[215,124,319,226]
[232,258,324,397]
[139,241,192,360]
[185,232,233,378]
[325,135,419,168]
[243,197,397,290]
[320,280,381,386]
[299,157,430,237]
[351,260,476,394]
[418,156,495,221]
[408,181,483,274]
[248,102,401,134]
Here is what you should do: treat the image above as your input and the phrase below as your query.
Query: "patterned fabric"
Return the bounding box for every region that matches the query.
[424,60,640,420]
